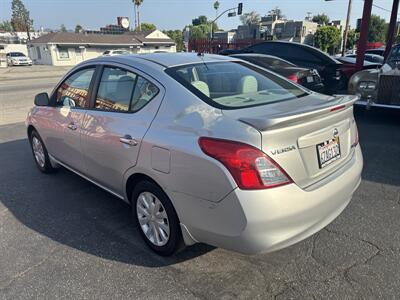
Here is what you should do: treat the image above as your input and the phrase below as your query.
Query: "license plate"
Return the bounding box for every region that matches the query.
[307,76,314,83]
[317,137,341,168]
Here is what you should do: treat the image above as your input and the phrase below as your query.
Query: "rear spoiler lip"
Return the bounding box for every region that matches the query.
[239,95,359,131]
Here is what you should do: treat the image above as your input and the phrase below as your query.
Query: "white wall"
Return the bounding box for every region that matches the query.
[4,44,28,56]
[28,43,176,66]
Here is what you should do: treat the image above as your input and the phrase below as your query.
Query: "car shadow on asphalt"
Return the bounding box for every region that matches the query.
[0,138,214,268]
[0,109,399,268]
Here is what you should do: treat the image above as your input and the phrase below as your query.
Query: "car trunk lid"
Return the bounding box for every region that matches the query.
[223,94,358,188]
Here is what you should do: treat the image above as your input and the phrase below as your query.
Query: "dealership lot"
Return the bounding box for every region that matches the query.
[0,66,399,299]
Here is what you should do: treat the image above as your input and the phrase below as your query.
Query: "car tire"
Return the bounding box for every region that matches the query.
[29,129,55,173]
[131,180,183,256]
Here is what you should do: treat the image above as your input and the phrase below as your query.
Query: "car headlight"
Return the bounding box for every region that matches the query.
[359,81,376,90]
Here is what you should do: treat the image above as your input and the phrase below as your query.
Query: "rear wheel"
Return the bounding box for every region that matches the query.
[131,180,183,256]
[29,130,55,173]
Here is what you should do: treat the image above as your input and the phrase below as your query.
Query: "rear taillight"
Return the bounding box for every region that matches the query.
[287,74,299,83]
[198,137,292,190]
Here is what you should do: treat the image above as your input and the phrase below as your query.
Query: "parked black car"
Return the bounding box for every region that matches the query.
[220,41,344,94]
[231,53,324,92]
[346,53,384,64]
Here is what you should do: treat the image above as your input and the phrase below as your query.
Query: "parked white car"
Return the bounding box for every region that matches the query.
[102,49,131,56]
[6,52,32,66]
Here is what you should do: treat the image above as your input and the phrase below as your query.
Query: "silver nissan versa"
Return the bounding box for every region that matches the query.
[26,53,363,256]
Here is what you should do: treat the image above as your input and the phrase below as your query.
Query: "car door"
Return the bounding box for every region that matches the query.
[40,66,96,172]
[80,64,163,195]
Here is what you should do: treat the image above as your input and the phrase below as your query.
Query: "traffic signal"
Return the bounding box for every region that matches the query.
[238,3,243,15]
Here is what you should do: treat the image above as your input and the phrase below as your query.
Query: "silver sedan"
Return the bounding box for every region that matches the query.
[26,53,363,256]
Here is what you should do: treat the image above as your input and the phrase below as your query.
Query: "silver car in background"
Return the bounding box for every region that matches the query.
[26,53,363,256]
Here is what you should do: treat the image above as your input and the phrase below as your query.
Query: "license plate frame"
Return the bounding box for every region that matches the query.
[316,137,341,168]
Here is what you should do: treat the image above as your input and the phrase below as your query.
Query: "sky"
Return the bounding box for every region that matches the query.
[0,0,396,32]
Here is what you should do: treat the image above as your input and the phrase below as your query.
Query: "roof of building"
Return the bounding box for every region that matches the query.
[28,30,175,46]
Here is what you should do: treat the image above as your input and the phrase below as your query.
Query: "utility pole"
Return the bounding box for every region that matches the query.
[341,0,352,56]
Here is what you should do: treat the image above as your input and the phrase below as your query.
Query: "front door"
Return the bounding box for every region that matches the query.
[81,65,162,195]
[43,67,96,172]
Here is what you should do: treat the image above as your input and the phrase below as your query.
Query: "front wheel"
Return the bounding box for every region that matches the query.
[131,180,183,256]
[29,130,55,173]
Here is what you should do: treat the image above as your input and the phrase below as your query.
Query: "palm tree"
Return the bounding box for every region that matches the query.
[133,0,144,31]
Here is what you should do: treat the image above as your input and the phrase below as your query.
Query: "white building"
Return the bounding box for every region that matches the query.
[28,30,176,66]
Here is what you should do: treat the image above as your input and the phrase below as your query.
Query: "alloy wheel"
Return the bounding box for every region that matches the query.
[136,191,170,246]
[32,136,45,168]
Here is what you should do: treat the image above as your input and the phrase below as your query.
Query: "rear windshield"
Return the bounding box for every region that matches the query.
[165,61,307,109]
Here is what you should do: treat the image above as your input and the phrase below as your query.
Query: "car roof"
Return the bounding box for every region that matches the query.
[230,53,296,65]
[93,53,237,68]
[248,40,341,64]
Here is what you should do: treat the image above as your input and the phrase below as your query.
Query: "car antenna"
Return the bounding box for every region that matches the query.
[197,52,209,70]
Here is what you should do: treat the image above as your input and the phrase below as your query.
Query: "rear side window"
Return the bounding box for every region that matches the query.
[55,68,95,108]
[166,61,307,109]
[248,43,274,54]
[95,66,159,112]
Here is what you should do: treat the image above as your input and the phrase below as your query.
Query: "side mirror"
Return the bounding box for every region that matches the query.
[34,92,50,106]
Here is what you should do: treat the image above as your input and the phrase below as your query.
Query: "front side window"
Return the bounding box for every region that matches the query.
[166,61,306,109]
[55,68,95,108]
[95,67,159,112]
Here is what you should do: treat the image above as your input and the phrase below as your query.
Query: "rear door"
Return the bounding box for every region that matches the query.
[81,64,163,195]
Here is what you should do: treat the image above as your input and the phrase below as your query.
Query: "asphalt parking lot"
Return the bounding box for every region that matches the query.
[0,66,399,299]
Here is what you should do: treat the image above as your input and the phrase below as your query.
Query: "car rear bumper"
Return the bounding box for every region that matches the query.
[180,145,363,254]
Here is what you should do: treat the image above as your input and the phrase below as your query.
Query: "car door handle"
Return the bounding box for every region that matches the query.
[119,135,138,146]
[67,122,78,131]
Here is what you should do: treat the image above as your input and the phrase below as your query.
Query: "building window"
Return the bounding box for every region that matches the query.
[58,48,69,59]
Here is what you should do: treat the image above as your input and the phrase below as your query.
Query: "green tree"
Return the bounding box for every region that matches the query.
[240,11,261,26]
[60,24,67,32]
[189,24,210,40]
[346,29,358,50]
[0,20,13,32]
[192,15,208,26]
[75,24,83,33]
[163,29,185,52]
[10,0,33,33]
[312,13,330,25]
[314,26,341,54]
[138,22,156,32]
[368,14,387,43]
[268,7,285,19]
